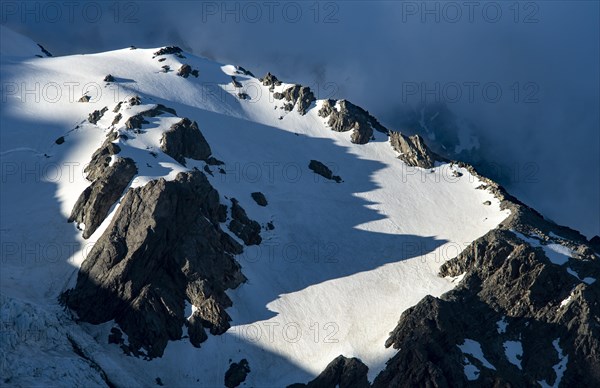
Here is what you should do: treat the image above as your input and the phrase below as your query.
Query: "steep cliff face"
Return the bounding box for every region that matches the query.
[64,170,248,358]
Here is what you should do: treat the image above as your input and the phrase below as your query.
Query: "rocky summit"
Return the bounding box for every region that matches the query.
[1,25,597,388]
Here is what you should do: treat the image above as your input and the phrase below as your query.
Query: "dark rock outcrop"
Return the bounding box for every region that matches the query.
[290,356,370,388]
[68,134,137,239]
[229,198,262,246]
[251,192,268,207]
[88,107,108,124]
[160,118,212,166]
[231,76,242,88]
[37,43,53,57]
[260,72,281,91]
[224,359,251,388]
[55,136,65,145]
[318,99,388,144]
[273,85,316,115]
[112,113,122,126]
[309,160,342,183]
[104,74,115,82]
[64,170,246,358]
[236,66,254,77]
[370,164,600,387]
[78,95,91,103]
[153,46,183,58]
[389,132,443,169]
[124,104,177,130]
[177,64,198,78]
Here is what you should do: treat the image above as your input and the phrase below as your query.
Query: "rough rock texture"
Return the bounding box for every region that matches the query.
[309,160,342,183]
[251,192,268,207]
[177,64,198,78]
[160,118,212,166]
[224,359,251,388]
[318,99,388,144]
[236,66,254,77]
[369,164,600,387]
[153,46,182,58]
[260,72,281,91]
[289,356,370,388]
[104,74,115,82]
[64,170,246,358]
[229,198,262,246]
[124,104,177,130]
[88,107,108,124]
[68,134,137,239]
[78,95,90,103]
[389,132,444,169]
[231,76,242,88]
[273,85,316,115]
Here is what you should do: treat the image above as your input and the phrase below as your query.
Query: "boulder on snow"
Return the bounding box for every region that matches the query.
[160,118,212,166]
[224,359,251,388]
[251,192,268,207]
[309,160,342,183]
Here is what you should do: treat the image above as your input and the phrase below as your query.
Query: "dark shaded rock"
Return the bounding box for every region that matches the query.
[273,85,315,115]
[225,359,250,388]
[88,107,108,124]
[309,160,342,183]
[266,222,274,230]
[590,236,600,253]
[55,136,65,145]
[158,58,166,62]
[129,96,141,106]
[78,95,91,103]
[237,93,250,100]
[260,72,281,91]
[37,43,52,57]
[236,66,254,77]
[64,170,246,357]
[290,356,370,388]
[155,377,163,386]
[112,113,122,126]
[373,224,600,387]
[229,198,262,246]
[187,312,208,347]
[318,99,387,144]
[389,132,443,169]
[125,114,149,130]
[108,327,123,345]
[160,118,212,166]
[483,200,492,206]
[231,76,242,88]
[153,46,182,57]
[177,64,198,78]
[124,104,177,131]
[207,157,225,166]
[104,74,115,82]
[161,65,170,73]
[68,135,137,239]
[251,192,268,207]
[113,102,122,113]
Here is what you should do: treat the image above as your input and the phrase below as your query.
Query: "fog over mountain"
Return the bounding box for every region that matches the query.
[3,0,598,236]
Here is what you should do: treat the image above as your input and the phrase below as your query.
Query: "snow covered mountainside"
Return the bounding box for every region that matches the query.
[1,27,599,387]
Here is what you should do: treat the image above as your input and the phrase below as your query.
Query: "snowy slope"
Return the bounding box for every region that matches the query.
[0,27,509,387]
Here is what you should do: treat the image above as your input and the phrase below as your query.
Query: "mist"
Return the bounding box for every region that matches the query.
[2,0,598,237]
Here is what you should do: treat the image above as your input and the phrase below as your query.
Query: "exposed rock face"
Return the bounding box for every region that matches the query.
[289,356,370,388]
[231,76,242,88]
[273,85,316,115]
[78,95,90,103]
[251,192,268,207]
[236,66,254,77]
[160,118,212,166]
[37,43,53,57]
[309,160,342,183]
[370,165,600,387]
[64,170,246,358]
[389,132,442,169]
[224,359,251,388]
[88,107,108,124]
[55,136,65,145]
[260,72,281,91]
[124,104,177,130]
[318,99,388,144]
[177,64,198,78]
[68,134,137,239]
[111,113,122,126]
[153,46,183,57]
[229,198,262,246]
[104,74,115,82]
